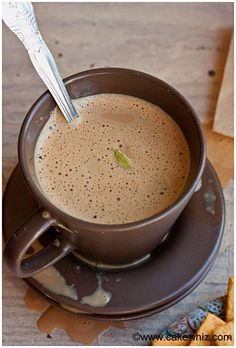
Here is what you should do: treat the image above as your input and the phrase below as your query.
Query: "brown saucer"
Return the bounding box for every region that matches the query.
[3,160,225,320]
[23,251,218,321]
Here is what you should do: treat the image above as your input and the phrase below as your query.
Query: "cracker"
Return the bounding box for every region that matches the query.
[213,320,234,346]
[189,313,225,346]
[226,276,234,322]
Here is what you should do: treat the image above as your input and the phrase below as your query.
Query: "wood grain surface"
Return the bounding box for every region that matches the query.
[2,2,234,346]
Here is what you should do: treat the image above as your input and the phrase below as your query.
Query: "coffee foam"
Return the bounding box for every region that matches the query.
[34,94,190,224]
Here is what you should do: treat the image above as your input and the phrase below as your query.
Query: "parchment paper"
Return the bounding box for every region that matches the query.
[203,123,233,188]
[213,35,234,138]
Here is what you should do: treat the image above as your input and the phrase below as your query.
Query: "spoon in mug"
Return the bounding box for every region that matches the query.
[3,2,78,123]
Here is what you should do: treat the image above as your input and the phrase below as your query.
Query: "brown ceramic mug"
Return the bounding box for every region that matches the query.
[4,68,206,278]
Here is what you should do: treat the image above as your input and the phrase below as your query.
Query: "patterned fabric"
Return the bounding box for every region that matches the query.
[160,296,226,339]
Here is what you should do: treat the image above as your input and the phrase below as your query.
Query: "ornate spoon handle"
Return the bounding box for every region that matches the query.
[3,2,78,123]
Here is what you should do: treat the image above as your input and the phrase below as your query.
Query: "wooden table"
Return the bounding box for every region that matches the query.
[3,3,233,345]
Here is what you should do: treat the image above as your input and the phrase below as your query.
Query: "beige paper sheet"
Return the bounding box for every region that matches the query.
[213,35,234,137]
[203,123,233,187]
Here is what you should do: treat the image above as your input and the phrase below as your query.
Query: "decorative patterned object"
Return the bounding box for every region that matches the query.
[159,296,226,339]
[187,308,208,332]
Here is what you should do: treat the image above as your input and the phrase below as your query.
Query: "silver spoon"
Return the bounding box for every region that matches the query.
[3,2,78,123]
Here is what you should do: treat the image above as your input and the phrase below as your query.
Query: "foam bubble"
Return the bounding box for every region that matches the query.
[34,94,190,224]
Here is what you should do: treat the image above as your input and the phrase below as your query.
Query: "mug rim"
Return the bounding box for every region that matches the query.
[18,67,206,232]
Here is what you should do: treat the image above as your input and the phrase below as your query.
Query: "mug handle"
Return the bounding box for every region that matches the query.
[4,209,74,278]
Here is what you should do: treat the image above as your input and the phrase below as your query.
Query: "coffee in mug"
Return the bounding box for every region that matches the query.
[35,93,190,224]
